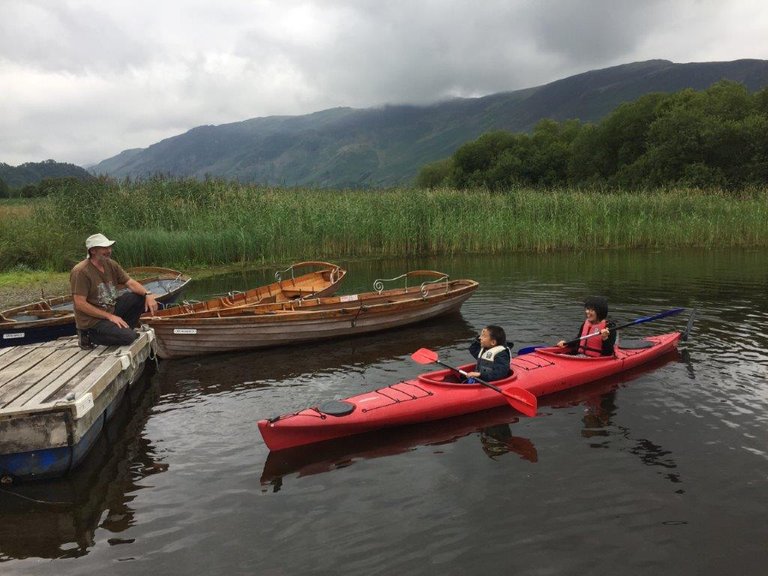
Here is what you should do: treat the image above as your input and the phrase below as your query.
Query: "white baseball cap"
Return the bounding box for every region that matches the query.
[85,233,116,249]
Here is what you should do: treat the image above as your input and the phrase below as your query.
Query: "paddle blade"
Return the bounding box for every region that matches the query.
[411,348,439,365]
[502,387,537,417]
[517,345,543,355]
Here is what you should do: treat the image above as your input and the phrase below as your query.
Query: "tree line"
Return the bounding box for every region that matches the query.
[0,160,94,198]
[416,81,768,191]
[0,176,90,199]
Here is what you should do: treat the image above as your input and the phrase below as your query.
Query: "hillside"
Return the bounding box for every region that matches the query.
[0,160,94,190]
[91,59,768,188]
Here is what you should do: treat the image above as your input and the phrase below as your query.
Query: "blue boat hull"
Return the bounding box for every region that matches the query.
[1,322,77,348]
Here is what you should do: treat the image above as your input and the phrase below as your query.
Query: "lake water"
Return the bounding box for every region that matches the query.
[1,249,767,575]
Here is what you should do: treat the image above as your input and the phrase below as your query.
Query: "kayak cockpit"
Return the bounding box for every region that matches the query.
[417,365,518,387]
[533,338,660,360]
[534,347,615,360]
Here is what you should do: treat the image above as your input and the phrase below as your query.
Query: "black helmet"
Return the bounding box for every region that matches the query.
[584,296,608,321]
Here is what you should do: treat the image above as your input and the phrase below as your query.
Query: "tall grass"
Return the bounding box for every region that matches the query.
[1,180,766,271]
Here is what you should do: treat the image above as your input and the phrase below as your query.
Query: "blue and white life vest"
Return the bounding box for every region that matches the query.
[476,344,510,370]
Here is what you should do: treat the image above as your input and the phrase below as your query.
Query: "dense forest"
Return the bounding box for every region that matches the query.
[0,160,94,198]
[416,81,768,190]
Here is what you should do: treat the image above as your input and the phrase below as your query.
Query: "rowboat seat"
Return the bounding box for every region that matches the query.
[277,290,325,303]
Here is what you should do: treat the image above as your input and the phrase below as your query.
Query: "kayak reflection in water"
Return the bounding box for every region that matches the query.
[480,424,539,462]
[581,391,616,439]
[467,325,512,382]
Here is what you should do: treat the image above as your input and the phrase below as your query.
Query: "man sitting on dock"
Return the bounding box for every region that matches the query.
[70,233,159,348]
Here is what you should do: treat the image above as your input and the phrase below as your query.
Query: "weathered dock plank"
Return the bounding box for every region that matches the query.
[5,346,90,409]
[0,328,155,481]
[0,345,84,409]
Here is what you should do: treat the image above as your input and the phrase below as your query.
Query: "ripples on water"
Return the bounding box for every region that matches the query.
[1,249,767,575]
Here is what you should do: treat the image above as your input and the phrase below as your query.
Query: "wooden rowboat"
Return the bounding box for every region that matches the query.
[0,267,191,348]
[145,260,346,318]
[142,271,478,359]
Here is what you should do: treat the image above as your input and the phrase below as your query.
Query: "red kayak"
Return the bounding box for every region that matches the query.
[258,332,681,451]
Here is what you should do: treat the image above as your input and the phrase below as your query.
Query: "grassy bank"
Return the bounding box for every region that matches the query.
[1,180,767,273]
[0,264,247,308]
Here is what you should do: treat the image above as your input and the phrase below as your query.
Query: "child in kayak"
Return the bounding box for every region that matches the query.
[467,325,512,382]
[557,295,616,357]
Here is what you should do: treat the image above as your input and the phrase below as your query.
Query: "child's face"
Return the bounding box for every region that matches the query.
[479,328,496,348]
[585,307,598,323]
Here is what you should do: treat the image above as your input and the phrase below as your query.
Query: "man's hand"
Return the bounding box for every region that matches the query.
[144,293,159,314]
[107,313,129,328]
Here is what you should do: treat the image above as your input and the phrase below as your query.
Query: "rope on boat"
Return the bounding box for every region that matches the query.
[351,305,368,327]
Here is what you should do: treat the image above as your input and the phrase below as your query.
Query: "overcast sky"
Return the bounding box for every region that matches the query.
[1,0,767,167]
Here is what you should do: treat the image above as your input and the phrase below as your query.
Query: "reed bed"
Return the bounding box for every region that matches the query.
[1,180,766,272]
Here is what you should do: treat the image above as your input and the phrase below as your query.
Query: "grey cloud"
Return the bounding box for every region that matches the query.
[0,0,763,166]
[231,1,549,106]
[0,0,153,73]
[522,0,666,62]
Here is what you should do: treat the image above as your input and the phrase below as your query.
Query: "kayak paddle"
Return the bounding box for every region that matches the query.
[518,306,687,355]
[411,348,537,417]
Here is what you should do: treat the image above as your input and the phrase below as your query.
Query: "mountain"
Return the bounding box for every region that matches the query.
[0,160,94,190]
[91,59,768,188]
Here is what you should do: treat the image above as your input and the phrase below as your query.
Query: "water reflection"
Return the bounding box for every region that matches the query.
[479,424,538,462]
[0,373,165,561]
[549,350,685,492]
[260,350,682,491]
[152,313,476,401]
[259,405,534,492]
[2,249,767,573]
[578,389,683,490]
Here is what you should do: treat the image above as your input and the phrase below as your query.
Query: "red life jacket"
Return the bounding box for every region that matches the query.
[578,319,607,357]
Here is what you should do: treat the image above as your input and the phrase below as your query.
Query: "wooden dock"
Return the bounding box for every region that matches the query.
[0,328,155,482]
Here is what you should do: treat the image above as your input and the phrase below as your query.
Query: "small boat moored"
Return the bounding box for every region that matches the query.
[144,260,346,318]
[142,270,477,359]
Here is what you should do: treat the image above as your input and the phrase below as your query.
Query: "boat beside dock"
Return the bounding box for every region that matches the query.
[0,328,155,482]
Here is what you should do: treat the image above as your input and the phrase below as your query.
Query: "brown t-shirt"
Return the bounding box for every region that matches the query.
[70,258,131,329]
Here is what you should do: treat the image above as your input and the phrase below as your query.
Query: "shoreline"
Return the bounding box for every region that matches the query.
[0,274,69,309]
[0,264,251,309]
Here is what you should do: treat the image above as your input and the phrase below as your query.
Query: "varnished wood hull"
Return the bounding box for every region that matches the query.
[146,279,478,359]
[145,261,346,318]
